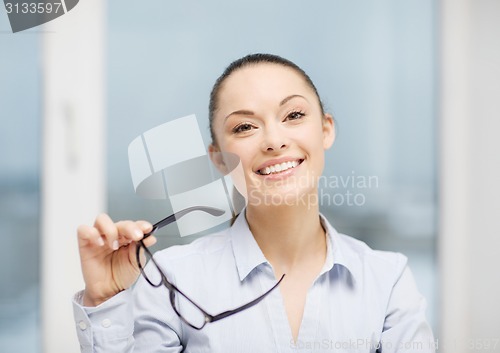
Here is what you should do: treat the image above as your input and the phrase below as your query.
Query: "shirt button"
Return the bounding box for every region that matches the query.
[78,321,87,331]
[101,319,112,328]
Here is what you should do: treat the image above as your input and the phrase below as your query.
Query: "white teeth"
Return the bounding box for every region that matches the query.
[258,160,300,175]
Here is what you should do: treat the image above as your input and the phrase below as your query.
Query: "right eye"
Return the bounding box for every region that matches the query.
[232,123,255,134]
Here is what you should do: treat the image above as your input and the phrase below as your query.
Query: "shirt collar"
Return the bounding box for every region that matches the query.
[319,214,361,284]
[230,210,269,281]
[230,210,360,283]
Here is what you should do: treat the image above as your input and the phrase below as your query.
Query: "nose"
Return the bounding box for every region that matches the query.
[260,123,288,152]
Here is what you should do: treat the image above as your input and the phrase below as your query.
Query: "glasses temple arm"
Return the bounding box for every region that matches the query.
[209,273,286,323]
[144,206,225,239]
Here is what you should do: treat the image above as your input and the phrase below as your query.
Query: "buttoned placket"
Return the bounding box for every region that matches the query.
[259,263,325,353]
[259,226,334,353]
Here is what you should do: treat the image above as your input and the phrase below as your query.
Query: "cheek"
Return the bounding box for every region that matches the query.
[299,132,326,170]
[217,140,254,170]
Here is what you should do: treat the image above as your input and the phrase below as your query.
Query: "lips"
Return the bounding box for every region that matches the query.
[255,158,304,175]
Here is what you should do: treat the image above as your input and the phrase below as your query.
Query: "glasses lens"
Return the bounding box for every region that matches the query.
[171,290,207,329]
[137,245,163,287]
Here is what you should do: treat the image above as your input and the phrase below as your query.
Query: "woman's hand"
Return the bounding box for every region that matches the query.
[77,214,156,307]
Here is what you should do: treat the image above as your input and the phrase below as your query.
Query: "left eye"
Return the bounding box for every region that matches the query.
[285,111,305,121]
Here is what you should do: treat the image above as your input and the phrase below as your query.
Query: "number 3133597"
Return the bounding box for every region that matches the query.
[468,338,499,351]
[5,2,63,14]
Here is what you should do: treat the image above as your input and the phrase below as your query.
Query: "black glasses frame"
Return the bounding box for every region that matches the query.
[136,206,285,330]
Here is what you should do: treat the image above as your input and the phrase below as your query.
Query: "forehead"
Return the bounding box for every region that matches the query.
[217,63,314,108]
[225,62,306,84]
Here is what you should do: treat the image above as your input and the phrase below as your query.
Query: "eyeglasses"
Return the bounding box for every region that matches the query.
[136,206,285,330]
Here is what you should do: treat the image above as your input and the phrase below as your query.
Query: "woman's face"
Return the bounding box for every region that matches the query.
[209,63,335,207]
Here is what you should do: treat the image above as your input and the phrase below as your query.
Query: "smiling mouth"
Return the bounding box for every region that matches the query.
[256,159,304,176]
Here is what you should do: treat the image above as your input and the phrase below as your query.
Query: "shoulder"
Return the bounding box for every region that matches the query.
[339,232,407,273]
[155,229,232,263]
[150,228,237,282]
[330,229,414,314]
[322,215,408,286]
[148,228,241,293]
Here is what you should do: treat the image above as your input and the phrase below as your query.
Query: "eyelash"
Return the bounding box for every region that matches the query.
[285,110,306,121]
[232,122,255,134]
[231,110,306,134]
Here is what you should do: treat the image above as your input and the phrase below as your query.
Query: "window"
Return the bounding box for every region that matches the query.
[0,16,41,352]
[106,0,437,332]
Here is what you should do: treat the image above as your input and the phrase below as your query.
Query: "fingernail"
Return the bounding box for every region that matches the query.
[112,240,119,250]
[97,237,105,247]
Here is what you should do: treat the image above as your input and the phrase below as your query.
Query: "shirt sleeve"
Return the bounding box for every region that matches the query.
[72,289,135,353]
[72,279,184,353]
[131,273,184,352]
[379,263,436,353]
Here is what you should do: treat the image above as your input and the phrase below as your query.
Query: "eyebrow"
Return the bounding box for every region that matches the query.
[224,94,308,122]
[279,94,307,106]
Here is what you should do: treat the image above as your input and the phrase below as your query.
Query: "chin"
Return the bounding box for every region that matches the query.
[248,186,317,209]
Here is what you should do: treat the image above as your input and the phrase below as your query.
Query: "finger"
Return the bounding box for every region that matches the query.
[136,220,153,235]
[77,224,105,247]
[135,244,147,269]
[133,237,157,271]
[142,235,157,248]
[116,220,146,244]
[94,213,119,250]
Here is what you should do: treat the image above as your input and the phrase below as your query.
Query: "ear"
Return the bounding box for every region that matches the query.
[208,143,229,174]
[322,113,335,150]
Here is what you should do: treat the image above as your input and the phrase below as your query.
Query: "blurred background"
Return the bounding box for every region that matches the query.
[1,0,499,352]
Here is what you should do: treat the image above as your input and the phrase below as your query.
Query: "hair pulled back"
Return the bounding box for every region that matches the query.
[208,53,325,145]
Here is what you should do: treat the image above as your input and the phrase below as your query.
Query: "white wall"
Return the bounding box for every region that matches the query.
[41,0,106,352]
[439,0,500,351]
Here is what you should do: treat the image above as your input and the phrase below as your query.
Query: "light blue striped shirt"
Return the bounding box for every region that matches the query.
[73,211,435,352]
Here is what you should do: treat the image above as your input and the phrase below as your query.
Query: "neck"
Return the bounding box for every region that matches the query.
[245,201,326,274]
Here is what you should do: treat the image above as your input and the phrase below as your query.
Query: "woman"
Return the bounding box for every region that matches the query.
[74,54,435,352]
